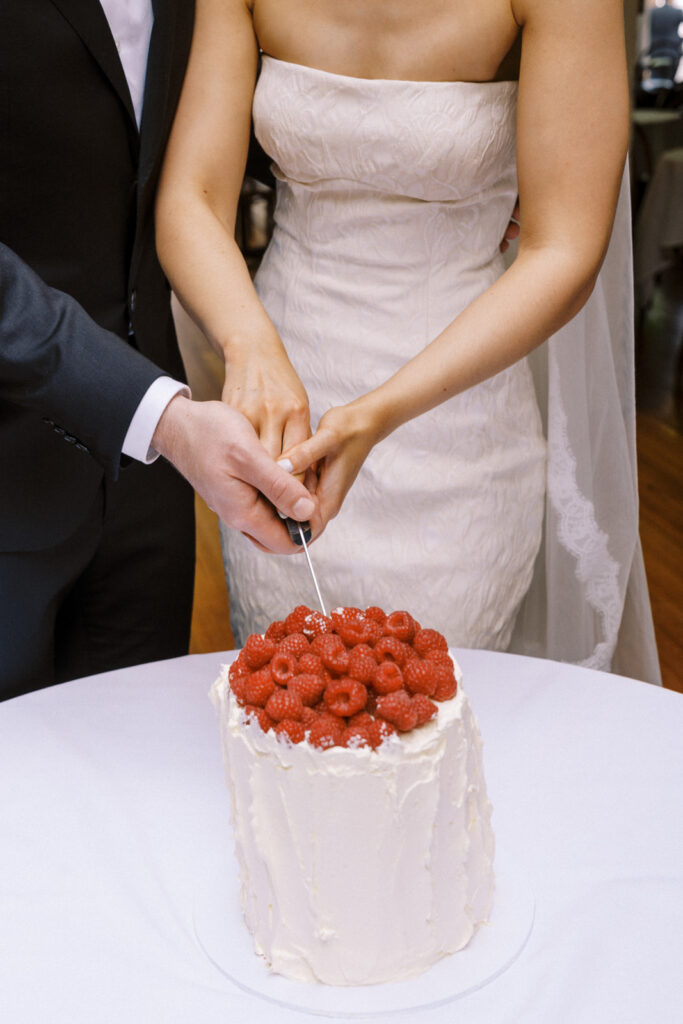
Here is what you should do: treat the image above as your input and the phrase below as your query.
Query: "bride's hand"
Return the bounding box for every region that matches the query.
[281,402,380,534]
[222,336,311,460]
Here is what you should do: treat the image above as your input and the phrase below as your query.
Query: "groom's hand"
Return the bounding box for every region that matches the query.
[152,395,316,554]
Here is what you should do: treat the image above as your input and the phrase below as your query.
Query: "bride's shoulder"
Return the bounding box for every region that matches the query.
[511,0,622,25]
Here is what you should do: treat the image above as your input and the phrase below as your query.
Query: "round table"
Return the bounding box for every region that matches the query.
[1,650,681,1023]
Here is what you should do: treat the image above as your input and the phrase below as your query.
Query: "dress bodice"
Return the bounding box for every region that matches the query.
[253,57,518,275]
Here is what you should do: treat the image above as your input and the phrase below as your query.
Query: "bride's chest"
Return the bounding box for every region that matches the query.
[253,62,518,200]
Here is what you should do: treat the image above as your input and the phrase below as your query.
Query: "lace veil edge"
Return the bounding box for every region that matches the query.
[509,165,662,685]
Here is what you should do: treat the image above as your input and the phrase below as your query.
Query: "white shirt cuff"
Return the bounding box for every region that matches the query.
[121,376,191,464]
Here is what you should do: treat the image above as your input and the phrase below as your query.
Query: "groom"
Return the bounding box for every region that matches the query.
[0,0,313,698]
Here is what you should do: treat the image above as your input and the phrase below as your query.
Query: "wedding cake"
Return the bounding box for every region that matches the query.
[210,605,494,986]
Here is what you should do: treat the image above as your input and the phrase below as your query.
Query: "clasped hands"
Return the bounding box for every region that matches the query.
[157,207,522,553]
[213,202,524,549]
[220,333,386,548]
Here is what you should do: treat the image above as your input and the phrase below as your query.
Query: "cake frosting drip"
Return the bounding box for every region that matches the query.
[211,656,494,986]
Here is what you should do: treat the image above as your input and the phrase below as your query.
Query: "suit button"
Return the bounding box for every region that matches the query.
[42,417,55,427]
[63,434,76,444]
[75,442,90,454]
[129,289,137,312]
[54,425,65,436]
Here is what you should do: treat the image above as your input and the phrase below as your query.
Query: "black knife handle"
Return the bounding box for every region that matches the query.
[284,518,312,546]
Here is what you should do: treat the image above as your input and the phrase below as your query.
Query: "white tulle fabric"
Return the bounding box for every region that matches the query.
[221,57,661,684]
[510,169,661,682]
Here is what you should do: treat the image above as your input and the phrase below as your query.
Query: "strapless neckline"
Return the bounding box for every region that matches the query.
[260,53,518,92]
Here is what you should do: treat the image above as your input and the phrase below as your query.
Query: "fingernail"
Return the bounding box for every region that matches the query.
[293,497,315,520]
[278,458,294,474]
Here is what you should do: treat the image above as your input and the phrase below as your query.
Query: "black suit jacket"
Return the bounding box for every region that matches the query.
[0,0,195,550]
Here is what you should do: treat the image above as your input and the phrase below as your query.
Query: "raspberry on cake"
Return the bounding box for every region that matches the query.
[224,606,461,753]
[210,606,494,987]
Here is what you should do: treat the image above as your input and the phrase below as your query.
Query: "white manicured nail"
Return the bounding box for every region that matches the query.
[277,458,294,474]
[293,497,315,520]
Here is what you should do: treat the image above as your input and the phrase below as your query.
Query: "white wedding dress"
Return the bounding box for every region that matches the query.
[221,56,661,683]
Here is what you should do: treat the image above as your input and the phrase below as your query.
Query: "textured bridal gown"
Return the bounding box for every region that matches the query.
[221,57,661,683]
[222,56,546,649]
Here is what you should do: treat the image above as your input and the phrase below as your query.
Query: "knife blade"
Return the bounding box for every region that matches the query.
[283,517,327,616]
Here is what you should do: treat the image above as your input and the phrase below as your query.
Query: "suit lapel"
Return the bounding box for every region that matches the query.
[138,0,177,194]
[48,0,138,130]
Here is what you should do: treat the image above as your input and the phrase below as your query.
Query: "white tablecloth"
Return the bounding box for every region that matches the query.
[1,651,681,1024]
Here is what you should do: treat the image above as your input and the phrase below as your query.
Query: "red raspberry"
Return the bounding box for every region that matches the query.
[347,711,375,729]
[243,633,277,669]
[308,717,344,750]
[364,606,387,625]
[312,633,350,675]
[373,661,404,695]
[302,611,333,638]
[348,647,377,684]
[266,689,304,722]
[365,690,378,715]
[367,620,385,644]
[433,670,458,701]
[354,643,380,662]
[324,677,368,718]
[230,675,248,705]
[374,635,409,666]
[243,667,276,707]
[271,651,298,685]
[366,717,398,748]
[288,673,327,706]
[264,619,288,642]
[341,725,372,749]
[311,632,343,656]
[413,628,449,657]
[298,651,323,675]
[331,607,377,645]
[403,659,437,697]
[382,610,417,643]
[284,605,313,634]
[229,653,249,680]
[425,649,454,667]
[274,719,306,744]
[243,705,273,733]
[277,632,310,658]
[301,706,319,728]
[318,710,347,730]
[376,691,418,732]
[412,693,438,725]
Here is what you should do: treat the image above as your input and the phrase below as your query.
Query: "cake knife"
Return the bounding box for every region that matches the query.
[283,517,327,617]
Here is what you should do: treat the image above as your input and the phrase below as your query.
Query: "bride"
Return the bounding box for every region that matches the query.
[156,0,661,683]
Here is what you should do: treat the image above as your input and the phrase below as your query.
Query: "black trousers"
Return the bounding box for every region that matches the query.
[0,457,195,700]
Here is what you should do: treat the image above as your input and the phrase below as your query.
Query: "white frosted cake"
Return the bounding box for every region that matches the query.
[210,606,494,986]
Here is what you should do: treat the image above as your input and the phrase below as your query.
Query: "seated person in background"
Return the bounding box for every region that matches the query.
[648,0,683,67]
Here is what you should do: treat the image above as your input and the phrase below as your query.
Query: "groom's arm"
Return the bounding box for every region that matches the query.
[0,242,168,478]
[0,242,317,551]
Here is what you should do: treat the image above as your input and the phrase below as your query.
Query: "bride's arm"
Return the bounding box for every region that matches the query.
[284,0,630,529]
[155,0,310,459]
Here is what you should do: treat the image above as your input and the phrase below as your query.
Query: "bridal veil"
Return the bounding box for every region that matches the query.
[510,166,662,684]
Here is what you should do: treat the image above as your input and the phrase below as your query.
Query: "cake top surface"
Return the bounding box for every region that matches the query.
[213,605,464,758]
